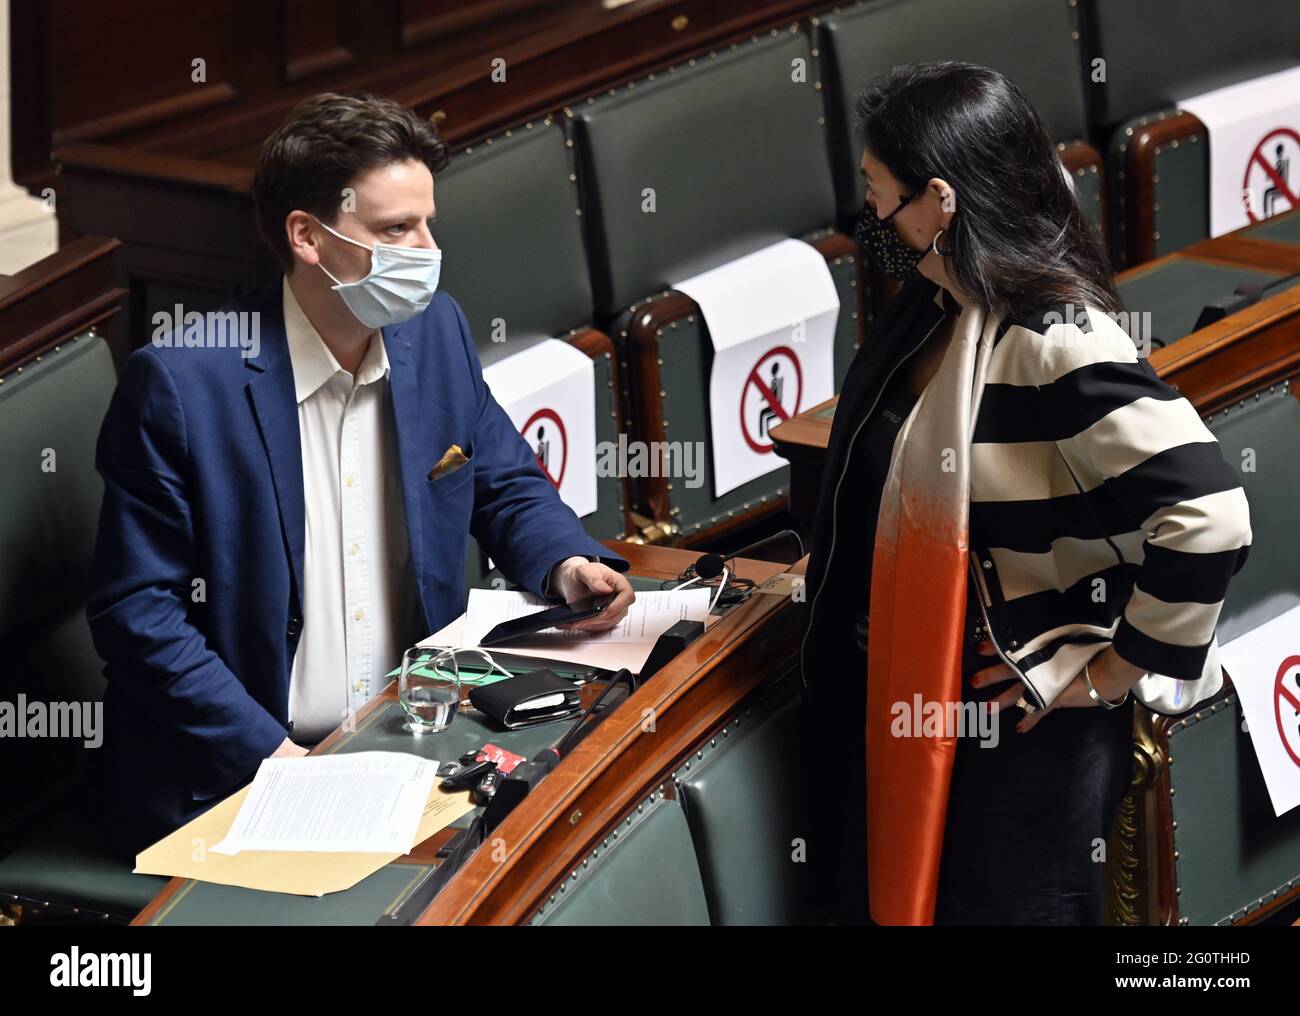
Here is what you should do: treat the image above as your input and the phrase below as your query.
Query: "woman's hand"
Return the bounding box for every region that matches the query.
[969,641,1145,733]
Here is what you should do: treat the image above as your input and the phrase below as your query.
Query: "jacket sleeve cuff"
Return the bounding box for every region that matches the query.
[1112,616,1212,680]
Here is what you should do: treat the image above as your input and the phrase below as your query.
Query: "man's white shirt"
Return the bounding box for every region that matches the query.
[282,278,417,744]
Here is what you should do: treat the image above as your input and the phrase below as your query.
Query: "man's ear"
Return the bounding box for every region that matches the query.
[928,177,957,224]
[285,210,321,267]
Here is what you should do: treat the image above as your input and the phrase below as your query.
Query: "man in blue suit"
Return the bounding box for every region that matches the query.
[88,92,633,856]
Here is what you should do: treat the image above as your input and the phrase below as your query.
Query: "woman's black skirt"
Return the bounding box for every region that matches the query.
[812,602,1134,926]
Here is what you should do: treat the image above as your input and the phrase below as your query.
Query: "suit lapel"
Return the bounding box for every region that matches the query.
[245,283,306,606]
[384,321,462,627]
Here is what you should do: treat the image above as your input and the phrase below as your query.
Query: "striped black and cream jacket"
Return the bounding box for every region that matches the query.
[968,300,1252,713]
[800,277,1252,717]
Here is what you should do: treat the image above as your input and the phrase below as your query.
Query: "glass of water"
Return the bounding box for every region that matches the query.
[399,646,461,735]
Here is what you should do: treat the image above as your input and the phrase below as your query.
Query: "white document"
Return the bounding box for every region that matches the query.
[481,338,597,518]
[422,588,713,674]
[1219,604,1300,817]
[1178,65,1300,236]
[672,238,839,498]
[211,752,437,855]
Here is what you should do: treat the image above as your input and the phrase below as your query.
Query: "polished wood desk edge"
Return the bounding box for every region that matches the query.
[131,543,800,925]
[769,394,838,454]
[417,549,806,924]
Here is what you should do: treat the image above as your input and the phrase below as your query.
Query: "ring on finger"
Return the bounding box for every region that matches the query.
[1015,696,1038,716]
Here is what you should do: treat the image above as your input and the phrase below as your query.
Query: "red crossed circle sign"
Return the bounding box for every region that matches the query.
[522,407,567,489]
[740,345,804,454]
[1273,654,1300,769]
[1243,128,1300,223]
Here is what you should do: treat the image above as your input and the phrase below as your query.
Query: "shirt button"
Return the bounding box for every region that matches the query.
[981,560,993,570]
[287,617,302,637]
[354,609,363,621]
[346,476,355,487]
[350,543,359,555]
[354,680,363,692]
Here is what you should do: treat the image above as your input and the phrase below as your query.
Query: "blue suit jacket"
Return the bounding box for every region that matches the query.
[87,280,626,854]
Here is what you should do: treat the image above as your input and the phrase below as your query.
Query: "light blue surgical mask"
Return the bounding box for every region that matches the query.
[313,216,442,328]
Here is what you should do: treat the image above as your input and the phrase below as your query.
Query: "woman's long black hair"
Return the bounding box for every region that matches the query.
[856,62,1125,325]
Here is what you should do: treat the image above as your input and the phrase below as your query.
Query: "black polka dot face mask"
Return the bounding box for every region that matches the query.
[855,192,924,282]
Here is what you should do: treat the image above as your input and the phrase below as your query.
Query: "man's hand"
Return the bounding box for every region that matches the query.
[969,641,1144,733]
[271,736,310,758]
[547,556,635,633]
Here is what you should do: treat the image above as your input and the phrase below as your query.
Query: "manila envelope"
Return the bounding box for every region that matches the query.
[134,780,477,897]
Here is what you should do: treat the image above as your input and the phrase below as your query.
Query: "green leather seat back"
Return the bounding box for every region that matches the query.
[1117,260,1293,352]
[675,690,827,924]
[643,269,859,541]
[818,0,1089,223]
[435,124,625,539]
[1090,0,1300,266]
[1071,164,1105,236]
[1087,0,1300,131]
[572,30,837,318]
[436,123,592,347]
[1164,698,1300,925]
[0,801,168,922]
[572,31,853,540]
[0,334,116,840]
[1161,385,1300,925]
[1205,385,1300,641]
[532,790,711,926]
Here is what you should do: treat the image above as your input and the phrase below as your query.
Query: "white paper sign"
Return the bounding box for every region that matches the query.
[482,338,597,518]
[1219,604,1300,817]
[672,238,839,498]
[1178,65,1300,236]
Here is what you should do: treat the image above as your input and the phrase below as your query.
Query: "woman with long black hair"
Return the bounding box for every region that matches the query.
[801,62,1252,925]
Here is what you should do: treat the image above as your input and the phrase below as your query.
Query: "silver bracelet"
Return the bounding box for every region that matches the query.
[1082,661,1130,709]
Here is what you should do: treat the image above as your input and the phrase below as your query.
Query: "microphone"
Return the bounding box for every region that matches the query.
[672,551,723,590]
[695,553,725,579]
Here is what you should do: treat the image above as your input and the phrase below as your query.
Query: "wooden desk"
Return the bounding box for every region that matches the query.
[133,541,801,926]
[1184,208,1300,275]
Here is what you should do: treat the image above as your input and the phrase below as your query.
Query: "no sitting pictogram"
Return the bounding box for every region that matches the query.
[740,345,803,454]
[1273,654,1300,768]
[523,407,567,488]
[1243,128,1300,222]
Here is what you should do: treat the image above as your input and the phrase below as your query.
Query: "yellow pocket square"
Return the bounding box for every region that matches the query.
[429,444,469,481]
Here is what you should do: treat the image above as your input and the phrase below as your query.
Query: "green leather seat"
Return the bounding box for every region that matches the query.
[571,30,859,541]
[0,332,168,921]
[0,797,167,923]
[1158,385,1300,924]
[1117,259,1297,351]
[817,0,1100,230]
[674,686,828,925]
[436,123,628,545]
[1090,0,1300,267]
[531,789,711,926]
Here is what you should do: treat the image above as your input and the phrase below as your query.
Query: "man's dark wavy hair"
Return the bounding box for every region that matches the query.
[855,62,1124,326]
[253,91,449,270]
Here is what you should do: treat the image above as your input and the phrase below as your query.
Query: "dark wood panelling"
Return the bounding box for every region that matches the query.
[283,0,357,83]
